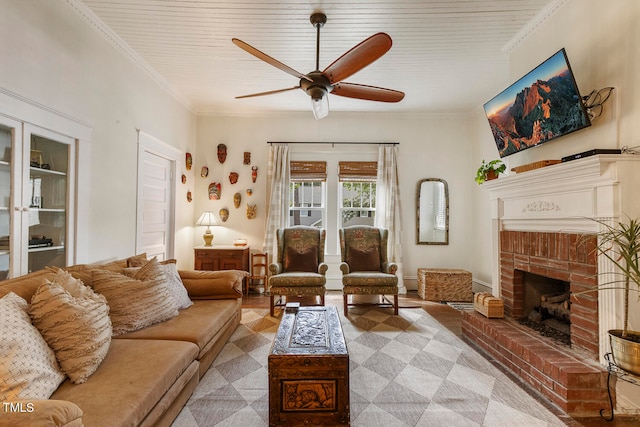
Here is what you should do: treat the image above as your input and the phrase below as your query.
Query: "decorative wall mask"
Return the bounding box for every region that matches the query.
[219,208,229,222]
[233,192,241,208]
[229,172,239,184]
[217,144,227,163]
[244,152,251,165]
[246,204,257,219]
[251,166,258,183]
[246,188,253,196]
[185,153,192,170]
[201,166,209,177]
[208,182,221,200]
[181,174,187,184]
[186,191,192,202]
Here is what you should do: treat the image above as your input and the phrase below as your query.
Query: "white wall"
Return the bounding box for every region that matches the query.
[470,0,640,286]
[0,0,197,268]
[195,113,474,289]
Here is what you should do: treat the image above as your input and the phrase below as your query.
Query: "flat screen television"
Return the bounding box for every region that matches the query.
[483,48,591,158]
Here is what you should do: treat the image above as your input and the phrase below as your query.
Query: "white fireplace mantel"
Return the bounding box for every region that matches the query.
[482,154,640,362]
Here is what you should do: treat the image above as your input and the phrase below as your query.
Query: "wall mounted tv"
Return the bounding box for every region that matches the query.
[484,48,591,158]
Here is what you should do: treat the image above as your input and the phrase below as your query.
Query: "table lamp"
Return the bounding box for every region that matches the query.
[196,211,218,246]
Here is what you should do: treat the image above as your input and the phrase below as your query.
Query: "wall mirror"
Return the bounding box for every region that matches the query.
[416,178,449,245]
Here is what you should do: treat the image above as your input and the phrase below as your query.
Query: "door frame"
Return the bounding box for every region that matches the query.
[136,130,180,258]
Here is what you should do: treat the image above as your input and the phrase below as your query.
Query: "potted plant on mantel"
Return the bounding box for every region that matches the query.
[580,216,640,376]
[475,159,506,185]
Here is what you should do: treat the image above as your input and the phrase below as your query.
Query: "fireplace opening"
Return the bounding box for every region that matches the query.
[517,271,571,346]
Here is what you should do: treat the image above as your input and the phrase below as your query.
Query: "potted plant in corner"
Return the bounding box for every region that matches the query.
[584,216,640,376]
[475,159,506,184]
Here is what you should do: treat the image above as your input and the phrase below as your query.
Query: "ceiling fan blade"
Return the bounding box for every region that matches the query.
[235,86,300,99]
[232,38,312,82]
[322,33,392,84]
[331,82,405,102]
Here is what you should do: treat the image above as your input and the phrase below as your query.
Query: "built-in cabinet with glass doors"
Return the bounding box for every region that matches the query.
[0,116,75,281]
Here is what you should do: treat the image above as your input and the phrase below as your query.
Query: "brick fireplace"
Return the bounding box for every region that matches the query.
[500,230,598,358]
[462,154,640,416]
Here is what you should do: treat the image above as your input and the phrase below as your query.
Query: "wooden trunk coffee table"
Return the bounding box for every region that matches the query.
[268,304,350,426]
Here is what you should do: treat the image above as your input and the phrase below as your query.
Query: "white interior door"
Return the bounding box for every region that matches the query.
[137,131,178,260]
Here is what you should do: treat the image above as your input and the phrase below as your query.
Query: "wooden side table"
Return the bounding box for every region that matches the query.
[194,245,250,275]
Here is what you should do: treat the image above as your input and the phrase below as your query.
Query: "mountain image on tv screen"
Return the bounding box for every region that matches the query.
[484,49,591,158]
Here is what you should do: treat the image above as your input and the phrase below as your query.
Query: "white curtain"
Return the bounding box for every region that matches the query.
[262,144,290,269]
[375,144,406,293]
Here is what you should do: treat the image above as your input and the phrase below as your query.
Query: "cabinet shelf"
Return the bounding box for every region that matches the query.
[30,166,66,177]
[28,245,64,253]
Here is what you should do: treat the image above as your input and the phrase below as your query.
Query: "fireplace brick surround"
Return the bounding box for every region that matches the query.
[462,230,608,416]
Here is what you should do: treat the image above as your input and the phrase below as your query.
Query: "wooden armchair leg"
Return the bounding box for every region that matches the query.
[270,295,275,317]
[320,293,325,307]
[394,294,399,315]
[343,294,349,316]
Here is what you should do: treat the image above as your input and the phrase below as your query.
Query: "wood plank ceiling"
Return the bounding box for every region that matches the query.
[76,0,556,116]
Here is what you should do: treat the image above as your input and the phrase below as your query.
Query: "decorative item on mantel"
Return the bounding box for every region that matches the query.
[195,211,219,246]
[510,159,561,174]
[475,159,506,184]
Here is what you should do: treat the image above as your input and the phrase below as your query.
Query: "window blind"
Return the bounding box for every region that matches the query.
[338,161,377,182]
[290,161,327,181]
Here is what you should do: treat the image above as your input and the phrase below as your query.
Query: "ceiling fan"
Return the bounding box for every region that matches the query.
[232,12,405,119]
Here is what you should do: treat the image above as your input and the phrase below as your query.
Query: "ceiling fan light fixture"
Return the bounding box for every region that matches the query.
[311,93,329,120]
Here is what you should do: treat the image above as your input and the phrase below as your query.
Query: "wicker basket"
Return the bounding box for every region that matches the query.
[510,159,561,174]
[473,293,504,318]
[417,268,472,302]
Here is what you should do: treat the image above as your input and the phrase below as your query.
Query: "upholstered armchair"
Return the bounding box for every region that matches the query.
[268,226,328,316]
[339,225,398,316]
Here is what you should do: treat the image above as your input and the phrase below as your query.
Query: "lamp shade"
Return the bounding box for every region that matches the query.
[196,211,218,246]
[196,211,218,227]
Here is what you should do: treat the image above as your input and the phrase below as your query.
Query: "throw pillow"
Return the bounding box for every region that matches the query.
[91,265,178,336]
[124,260,193,310]
[347,247,381,272]
[0,292,65,400]
[284,245,318,273]
[29,270,112,384]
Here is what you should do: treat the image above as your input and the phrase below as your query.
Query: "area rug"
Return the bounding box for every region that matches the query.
[172,305,567,426]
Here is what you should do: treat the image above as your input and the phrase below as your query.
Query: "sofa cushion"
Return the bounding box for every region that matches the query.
[91,267,178,336]
[0,399,83,427]
[178,270,244,299]
[51,339,198,427]
[124,260,193,310]
[0,269,56,301]
[29,270,112,384]
[115,299,240,359]
[0,292,65,401]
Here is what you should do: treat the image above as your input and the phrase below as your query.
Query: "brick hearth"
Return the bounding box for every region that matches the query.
[462,230,609,416]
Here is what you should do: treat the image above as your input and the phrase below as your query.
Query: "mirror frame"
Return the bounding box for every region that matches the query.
[416,178,449,245]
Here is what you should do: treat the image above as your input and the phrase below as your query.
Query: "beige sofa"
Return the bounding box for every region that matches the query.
[0,256,247,427]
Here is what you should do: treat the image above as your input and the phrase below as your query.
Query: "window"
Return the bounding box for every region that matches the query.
[338,161,377,227]
[289,161,326,228]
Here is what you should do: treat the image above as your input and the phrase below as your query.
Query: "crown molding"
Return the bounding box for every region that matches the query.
[65,0,194,113]
[502,0,571,53]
